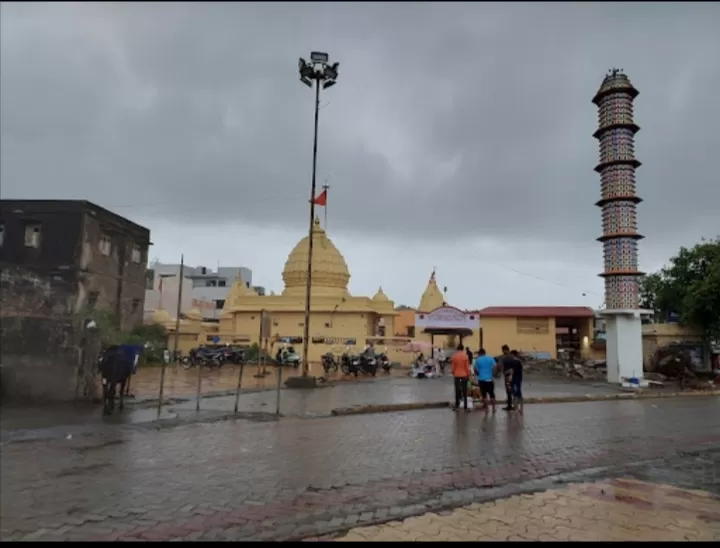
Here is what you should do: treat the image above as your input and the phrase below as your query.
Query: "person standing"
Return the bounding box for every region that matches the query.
[465,346,473,366]
[509,350,524,414]
[500,345,523,413]
[451,344,471,412]
[473,348,497,412]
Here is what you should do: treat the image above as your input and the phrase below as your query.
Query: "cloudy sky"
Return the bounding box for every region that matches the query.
[2,2,718,309]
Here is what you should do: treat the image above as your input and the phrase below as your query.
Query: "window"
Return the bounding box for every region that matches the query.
[0,223,4,247]
[218,280,226,287]
[24,223,41,248]
[215,299,225,310]
[131,244,142,264]
[99,234,112,256]
[407,326,415,338]
[516,318,550,334]
[206,280,217,287]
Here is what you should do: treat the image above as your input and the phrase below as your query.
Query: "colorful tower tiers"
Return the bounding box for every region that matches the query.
[593,69,651,385]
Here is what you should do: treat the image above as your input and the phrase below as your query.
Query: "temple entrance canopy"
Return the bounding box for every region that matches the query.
[415,306,480,349]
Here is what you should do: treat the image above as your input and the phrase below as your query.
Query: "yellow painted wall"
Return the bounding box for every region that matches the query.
[641,323,704,368]
[480,317,557,358]
[226,310,377,363]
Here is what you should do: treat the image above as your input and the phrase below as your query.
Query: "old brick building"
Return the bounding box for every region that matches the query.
[0,199,151,331]
[0,200,151,402]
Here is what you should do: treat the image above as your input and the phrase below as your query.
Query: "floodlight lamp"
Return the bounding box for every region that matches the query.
[310,51,329,64]
[322,79,336,90]
[330,62,339,72]
[300,76,313,88]
[323,66,337,80]
[300,65,315,79]
[298,58,307,70]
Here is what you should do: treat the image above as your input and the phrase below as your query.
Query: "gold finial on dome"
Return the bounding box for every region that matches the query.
[372,286,390,302]
[314,215,321,228]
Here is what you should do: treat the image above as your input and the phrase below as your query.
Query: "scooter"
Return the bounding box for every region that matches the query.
[275,346,301,368]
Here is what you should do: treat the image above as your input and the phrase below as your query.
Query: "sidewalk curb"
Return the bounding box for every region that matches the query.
[330,389,720,416]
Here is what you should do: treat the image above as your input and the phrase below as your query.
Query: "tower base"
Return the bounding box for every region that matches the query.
[600,309,653,386]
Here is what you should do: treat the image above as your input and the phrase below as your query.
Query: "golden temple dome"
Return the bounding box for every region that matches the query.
[151,308,174,324]
[185,308,203,321]
[282,217,351,298]
[418,270,445,312]
[372,286,390,303]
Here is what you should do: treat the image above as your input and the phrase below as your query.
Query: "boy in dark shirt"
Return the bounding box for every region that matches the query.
[500,345,524,413]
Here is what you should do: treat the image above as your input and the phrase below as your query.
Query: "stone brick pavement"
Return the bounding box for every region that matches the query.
[1,397,719,541]
[337,479,720,541]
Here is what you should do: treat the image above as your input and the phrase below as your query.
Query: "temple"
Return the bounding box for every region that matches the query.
[148,217,398,366]
[592,69,651,385]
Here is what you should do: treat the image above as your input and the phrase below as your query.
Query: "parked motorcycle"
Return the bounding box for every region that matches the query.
[182,347,225,370]
[340,352,356,376]
[322,352,339,374]
[357,354,378,377]
[377,352,391,373]
[222,346,246,365]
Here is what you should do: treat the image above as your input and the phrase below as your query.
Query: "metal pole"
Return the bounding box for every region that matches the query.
[173,256,185,361]
[302,78,321,378]
[158,254,184,416]
[195,359,202,412]
[276,362,282,415]
[233,361,245,413]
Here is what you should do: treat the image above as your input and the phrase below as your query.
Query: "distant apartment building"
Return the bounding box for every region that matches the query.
[0,199,151,331]
[144,263,265,320]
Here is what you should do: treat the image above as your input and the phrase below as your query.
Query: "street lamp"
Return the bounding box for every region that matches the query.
[298,51,339,378]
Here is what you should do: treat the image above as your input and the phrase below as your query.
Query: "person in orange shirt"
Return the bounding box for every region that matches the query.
[451,344,471,412]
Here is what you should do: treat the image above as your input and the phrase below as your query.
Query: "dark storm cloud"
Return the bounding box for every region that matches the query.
[1,2,718,259]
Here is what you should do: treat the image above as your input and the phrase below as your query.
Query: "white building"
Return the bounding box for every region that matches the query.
[145,262,265,320]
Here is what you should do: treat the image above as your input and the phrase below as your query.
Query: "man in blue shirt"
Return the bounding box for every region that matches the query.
[473,348,497,412]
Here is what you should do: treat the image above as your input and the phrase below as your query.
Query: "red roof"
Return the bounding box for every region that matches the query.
[478,306,594,318]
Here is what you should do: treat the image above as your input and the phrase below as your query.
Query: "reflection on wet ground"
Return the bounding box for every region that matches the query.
[0,373,626,438]
[337,478,720,541]
[129,362,406,400]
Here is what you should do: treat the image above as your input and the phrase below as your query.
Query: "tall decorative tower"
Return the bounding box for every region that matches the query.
[592,68,651,385]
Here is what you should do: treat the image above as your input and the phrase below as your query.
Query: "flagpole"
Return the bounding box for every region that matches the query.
[322,183,330,229]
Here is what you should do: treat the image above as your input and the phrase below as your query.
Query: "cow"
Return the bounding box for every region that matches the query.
[97,345,134,416]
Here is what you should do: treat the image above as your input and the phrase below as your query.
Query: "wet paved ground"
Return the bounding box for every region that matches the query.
[128,362,408,401]
[1,397,718,541]
[0,374,621,436]
[338,478,720,541]
[166,374,621,417]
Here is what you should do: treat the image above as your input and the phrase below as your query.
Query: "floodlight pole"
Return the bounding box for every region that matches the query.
[298,53,338,378]
[301,78,321,378]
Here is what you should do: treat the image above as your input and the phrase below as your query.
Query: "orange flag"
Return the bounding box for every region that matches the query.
[312,189,327,206]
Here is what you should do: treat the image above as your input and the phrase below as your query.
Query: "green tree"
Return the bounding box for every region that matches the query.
[641,237,720,340]
[87,309,168,363]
